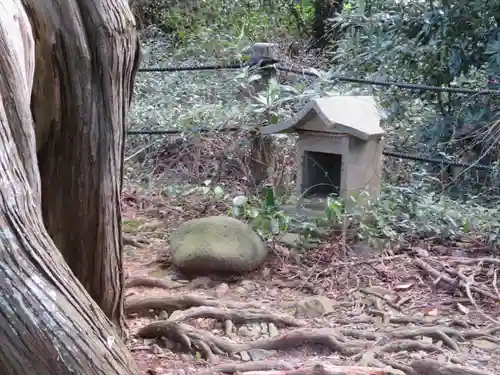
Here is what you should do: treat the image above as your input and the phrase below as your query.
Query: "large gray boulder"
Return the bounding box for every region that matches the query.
[169,216,268,276]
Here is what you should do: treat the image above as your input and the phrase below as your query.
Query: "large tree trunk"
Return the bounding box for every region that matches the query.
[0,0,140,374]
[311,0,344,51]
[24,0,141,332]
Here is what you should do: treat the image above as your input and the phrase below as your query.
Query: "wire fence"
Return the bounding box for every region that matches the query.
[130,60,498,171]
[137,61,500,95]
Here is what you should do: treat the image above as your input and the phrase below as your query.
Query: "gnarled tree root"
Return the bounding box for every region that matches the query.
[130,295,497,373]
[136,323,447,366]
[167,306,306,327]
[125,295,304,328]
[137,321,237,363]
[135,314,500,372]
[126,294,225,315]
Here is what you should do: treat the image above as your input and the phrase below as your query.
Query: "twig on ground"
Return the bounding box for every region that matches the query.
[414,258,500,303]
[443,257,500,266]
[359,288,401,311]
[125,139,163,162]
[448,267,480,308]
[493,268,500,299]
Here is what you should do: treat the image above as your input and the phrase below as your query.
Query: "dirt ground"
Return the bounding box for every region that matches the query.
[120,190,500,375]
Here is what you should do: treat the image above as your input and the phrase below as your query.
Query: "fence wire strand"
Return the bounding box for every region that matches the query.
[137,61,500,95]
[132,60,498,171]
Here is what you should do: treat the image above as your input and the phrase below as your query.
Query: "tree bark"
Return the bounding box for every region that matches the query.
[0,0,140,374]
[24,0,141,332]
[311,0,344,51]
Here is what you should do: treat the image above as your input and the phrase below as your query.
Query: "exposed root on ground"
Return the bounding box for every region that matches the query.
[200,362,402,375]
[125,251,500,374]
[125,276,185,290]
[126,294,216,315]
[138,321,237,363]
[199,360,495,375]
[132,292,499,373]
[125,294,292,318]
[167,306,306,327]
[135,319,494,368]
[409,359,495,375]
[196,360,294,375]
[123,233,149,248]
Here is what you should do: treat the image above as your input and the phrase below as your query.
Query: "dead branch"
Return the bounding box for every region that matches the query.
[124,276,184,290]
[447,267,482,308]
[493,268,500,299]
[443,257,500,267]
[167,305,306,327]
[359,288,401,311]
[414,258,500,302]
